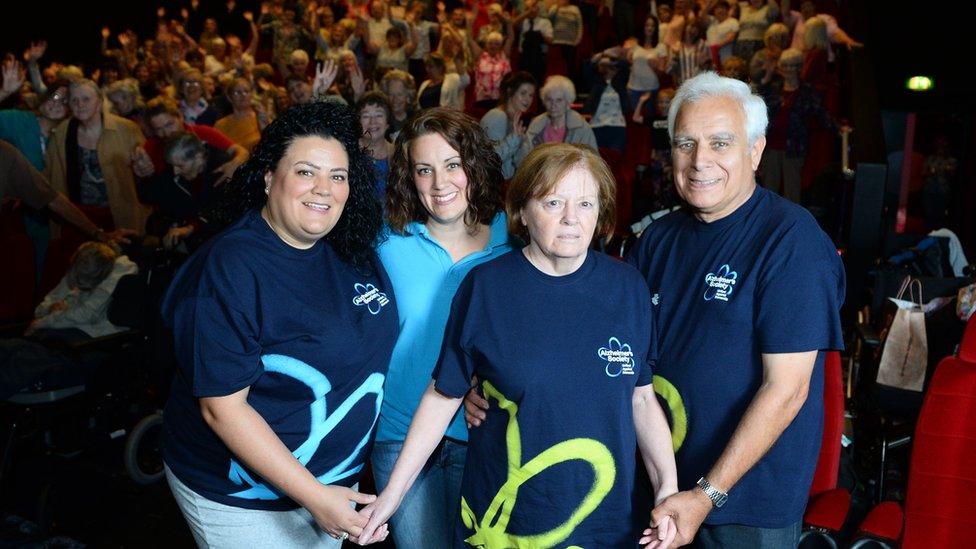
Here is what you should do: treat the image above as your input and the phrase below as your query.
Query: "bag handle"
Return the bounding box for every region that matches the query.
[910,278,923,306]
[895,275,912,301]
[895,276,924,306]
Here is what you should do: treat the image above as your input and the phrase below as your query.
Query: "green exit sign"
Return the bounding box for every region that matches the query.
[906,76,933,91]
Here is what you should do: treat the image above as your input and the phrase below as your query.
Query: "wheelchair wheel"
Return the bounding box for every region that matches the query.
[124,412,164,485]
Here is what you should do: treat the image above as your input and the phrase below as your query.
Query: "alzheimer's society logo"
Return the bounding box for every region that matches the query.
[598,337,636,377]
[704,264,737,302]
[352,283,389,315]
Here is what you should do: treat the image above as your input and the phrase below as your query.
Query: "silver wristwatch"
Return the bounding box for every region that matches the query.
[696,477,728,508]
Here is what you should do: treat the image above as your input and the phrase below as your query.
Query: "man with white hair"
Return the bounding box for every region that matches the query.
[627,71,845,547]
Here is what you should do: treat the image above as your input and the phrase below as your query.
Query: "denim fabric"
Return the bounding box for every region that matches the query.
[370,438,467,549]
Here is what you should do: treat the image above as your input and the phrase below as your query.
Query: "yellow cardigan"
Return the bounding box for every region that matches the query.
[45,113,150,233]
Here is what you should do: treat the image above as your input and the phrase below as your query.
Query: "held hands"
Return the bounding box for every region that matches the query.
[639,513,677,548]
[648,488,714,547]
[639,486,680,547]
[307,484,388,544]
[357,487,402,544]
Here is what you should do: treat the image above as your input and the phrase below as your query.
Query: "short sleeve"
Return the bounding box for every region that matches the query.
[167,256,264,397]
[633,270,656,387]
[756,218,845,354]
[432,274,478,399]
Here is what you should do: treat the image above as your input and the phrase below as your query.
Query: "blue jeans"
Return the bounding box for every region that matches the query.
[371,438,467,549]
[693,520,801,548]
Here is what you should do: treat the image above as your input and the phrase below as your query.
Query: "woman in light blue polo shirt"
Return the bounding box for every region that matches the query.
[374,107,514,549]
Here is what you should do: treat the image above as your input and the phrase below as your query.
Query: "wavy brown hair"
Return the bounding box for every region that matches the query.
[386,107,503,233]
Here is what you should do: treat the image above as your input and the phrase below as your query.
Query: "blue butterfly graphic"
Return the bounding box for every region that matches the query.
[227,354,384,499]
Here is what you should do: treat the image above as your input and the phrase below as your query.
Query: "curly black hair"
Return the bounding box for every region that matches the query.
[386,107,503,233]
[211,100,382,270]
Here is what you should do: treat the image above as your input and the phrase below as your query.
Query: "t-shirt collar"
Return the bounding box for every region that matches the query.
[692,183,765,232]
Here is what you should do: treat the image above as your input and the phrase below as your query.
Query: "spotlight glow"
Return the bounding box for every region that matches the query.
[906,76,933,91]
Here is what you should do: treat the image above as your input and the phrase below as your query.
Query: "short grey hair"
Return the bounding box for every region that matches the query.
[164,132,207,164]
[66,242,119,291]
[539,75,576,104]
[667,71,768,146]
[69,78,103,102]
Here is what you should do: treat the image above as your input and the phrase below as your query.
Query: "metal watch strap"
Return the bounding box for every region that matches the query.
[696,477,728,508]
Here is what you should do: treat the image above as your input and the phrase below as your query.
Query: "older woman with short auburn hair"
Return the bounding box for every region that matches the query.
[373,107,513,549]
[360,142,679,548]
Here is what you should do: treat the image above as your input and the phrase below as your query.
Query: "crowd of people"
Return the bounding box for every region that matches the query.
[0,0,859,547]
[0,0,861,252]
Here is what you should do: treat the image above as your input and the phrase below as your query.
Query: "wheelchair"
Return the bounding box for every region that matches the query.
[0,246,183,533]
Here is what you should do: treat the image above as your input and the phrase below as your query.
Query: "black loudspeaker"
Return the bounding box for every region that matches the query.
[845,163,888,311]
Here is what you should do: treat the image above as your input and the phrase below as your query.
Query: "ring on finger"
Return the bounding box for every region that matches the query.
[339,532,349,541]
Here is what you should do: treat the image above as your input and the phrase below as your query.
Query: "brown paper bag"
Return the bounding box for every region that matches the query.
[877,278,928,392]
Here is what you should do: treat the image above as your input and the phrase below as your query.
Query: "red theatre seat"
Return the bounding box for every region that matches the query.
[852,315,976,548]
[901,315,976,548]
[801,351,851,546]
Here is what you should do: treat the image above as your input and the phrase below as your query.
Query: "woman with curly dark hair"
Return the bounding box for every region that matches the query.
[159,100,397,547]
[371,107,514,549]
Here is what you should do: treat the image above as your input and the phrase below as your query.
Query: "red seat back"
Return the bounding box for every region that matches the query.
[0,236,35,322]
[810,350,844,497]
[598,147,632,233]
[0,199,36,322]
[902,317,976,548]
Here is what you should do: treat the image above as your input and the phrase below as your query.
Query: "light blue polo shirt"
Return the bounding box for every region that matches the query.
[376,212,513,442]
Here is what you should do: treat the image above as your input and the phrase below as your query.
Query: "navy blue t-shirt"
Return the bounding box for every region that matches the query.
[626,186,845,528]
[161,209,399,511]
[434,250,655,548]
